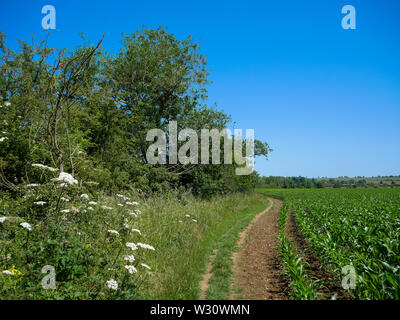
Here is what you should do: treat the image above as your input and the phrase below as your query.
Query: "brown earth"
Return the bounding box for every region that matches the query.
[199,249,218,300]
[230,198,290,300]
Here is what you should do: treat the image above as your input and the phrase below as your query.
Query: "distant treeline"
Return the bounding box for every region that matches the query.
[256,175,400,189]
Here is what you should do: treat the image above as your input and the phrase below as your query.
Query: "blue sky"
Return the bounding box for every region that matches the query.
[1,0,399,177]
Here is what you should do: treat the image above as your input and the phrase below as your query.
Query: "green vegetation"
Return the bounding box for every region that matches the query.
[205,197,270,299]
[259,188,400,300]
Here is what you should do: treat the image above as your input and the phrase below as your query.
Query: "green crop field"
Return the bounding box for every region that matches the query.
[258,188,400,300]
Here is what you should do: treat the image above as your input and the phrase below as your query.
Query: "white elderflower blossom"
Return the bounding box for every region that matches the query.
[20,222,32,231]
[0,217,6,223]
[52,172,78,185]
[34,201,47,206]
[125,265,138,274]
[107,229,119,235]
[126,242,138,251]
[136,243,155,251]
[0,137,8,142]
[141,263,151,270]
[80,194,89,201]
[106,279,118,290]
[2,270,12,275]
[123,255,135,262]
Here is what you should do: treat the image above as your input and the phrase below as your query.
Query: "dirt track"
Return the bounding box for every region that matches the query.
[230,197,289,299]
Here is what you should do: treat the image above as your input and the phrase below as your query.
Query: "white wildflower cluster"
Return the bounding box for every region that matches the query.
[0,137,8,142]
[101,205,113,210]
[60,197,70,202]
[88,201,97,205]
[106,279,118,291]
[2,270,12,275]
[124,265,137,274]
[32,163,58,172]
[20,222,32,231]
[34,201,47,206]
[52,172,78,185]
[0,216,6,223]
[80,194,89,201]
[105,199,153,292]
[26,184,40,188]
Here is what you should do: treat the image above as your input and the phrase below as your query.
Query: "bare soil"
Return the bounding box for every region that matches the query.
[230,198,289,299]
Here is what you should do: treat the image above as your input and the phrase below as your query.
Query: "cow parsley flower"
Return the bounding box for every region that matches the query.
[88,201,97,205]
[125,265,138,274]
[118,203,124,207]
[131,228,141,235]
[136,243,155,251]
[2,270,12,275]
[32,163,58,172]
[87,207,94,211]
[106,279,118,290]
[107,229,119,235]
[126,242,138,251]
[20,222,32,231]
[0,137,8,142]
[101,206,113,210]
[0,217,6,223]
[123,255,135,262]
[26,184,40,188]
[80,194,89,201]
[185,214,190,217]
[52,172,78,185]
[60,197,69,202]
[126,201,139,206]
[192,219,197,223]
[4,101,11,107]
[34,201,47,206]
[141,263,151,270]
[61,209,70,213]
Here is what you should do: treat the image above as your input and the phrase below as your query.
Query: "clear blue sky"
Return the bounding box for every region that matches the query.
[1,0,399,177]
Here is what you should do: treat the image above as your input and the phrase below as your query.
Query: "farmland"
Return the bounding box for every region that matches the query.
[259,188,400,299]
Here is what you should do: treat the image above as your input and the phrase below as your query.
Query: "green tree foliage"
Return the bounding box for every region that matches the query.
[0,27,270,197]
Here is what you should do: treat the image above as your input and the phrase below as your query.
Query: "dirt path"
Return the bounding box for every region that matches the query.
[199,249,218,300]
[230,197,289,300]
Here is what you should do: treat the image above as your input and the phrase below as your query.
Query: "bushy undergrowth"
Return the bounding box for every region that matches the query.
[0,165,266,299]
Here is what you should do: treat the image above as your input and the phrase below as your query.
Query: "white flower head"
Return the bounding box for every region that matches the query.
[185,214,190,218]
[60,197,70,202]
[4,101,11,107]
[20,222,32,231]
[32,163,58,172]
[2,270,12,275]
[117,203,124,207]
[0,217,6,223]
[101,206,113,210]
[26,184,40,188]
[88,201,97,205]
[52,172,78,185]
[80,194,89,201]
[192,219,197,223]
[0,137,8,142]
[107,229,120,235]
[126,201,139,206]
[136,242,155,251]
[123,255,135,262]
[141,263,151,270]
[125,265,138,274]
[126,242,138,251]
[60,209,70,213]
[106,279,118,290]
[131,228,141,235]
[34,201,47,206]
